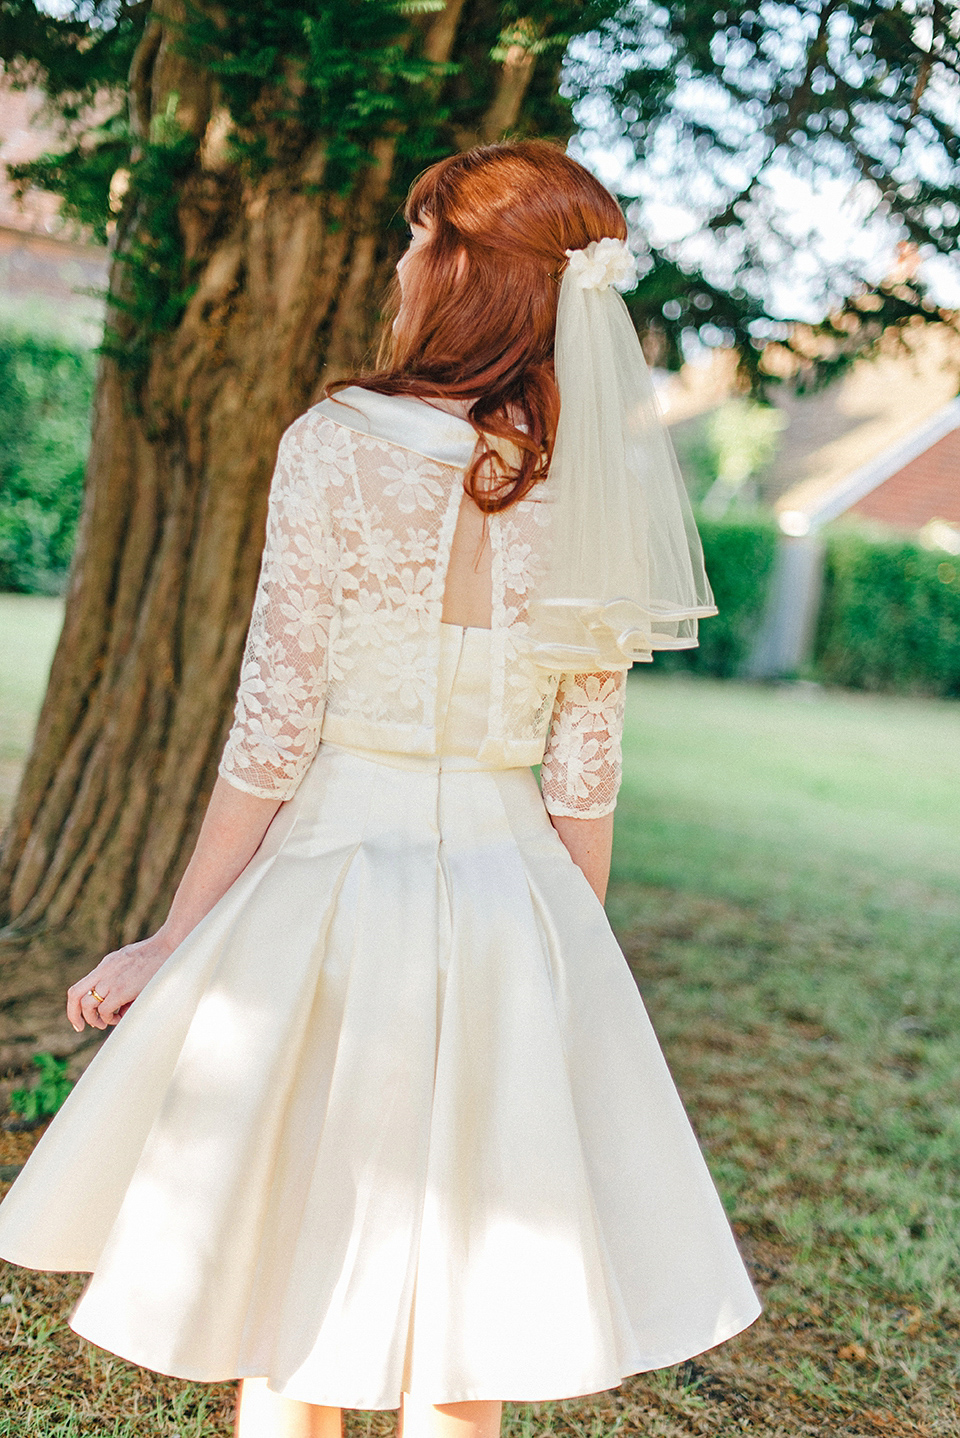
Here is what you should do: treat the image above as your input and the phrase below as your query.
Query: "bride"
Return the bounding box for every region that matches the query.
[0,140,759,1438]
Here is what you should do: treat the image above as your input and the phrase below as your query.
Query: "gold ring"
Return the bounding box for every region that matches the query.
[89,988,105,1004]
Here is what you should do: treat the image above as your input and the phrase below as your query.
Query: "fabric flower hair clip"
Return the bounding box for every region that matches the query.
[564,237,638,292]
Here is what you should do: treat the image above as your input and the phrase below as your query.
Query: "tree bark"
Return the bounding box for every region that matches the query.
[0,0,545,1072]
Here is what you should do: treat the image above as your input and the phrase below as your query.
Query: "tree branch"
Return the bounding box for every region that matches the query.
[128,16,162,147]
[423,0,469,64]
[478,39,536,141]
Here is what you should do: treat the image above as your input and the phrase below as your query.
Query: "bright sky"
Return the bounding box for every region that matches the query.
[571,36,960,325]
[580,132,960,321]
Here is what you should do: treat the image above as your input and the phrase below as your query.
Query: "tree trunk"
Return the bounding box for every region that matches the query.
[0,0,542,1072]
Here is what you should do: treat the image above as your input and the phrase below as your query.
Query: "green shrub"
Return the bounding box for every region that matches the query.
[0,330,95,595]
[9,1053,73,1124]
[815,530,960,697]
[654,513,779,678]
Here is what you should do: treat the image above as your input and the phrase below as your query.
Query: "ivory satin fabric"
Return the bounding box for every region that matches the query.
[0,627,760,1407]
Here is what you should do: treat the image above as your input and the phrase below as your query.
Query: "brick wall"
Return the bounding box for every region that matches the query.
[0,79,66,235]
[849,426,960,528]
[0,73,108,334]
[0,69,112,239]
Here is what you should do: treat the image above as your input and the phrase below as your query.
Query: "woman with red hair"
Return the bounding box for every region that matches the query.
[0,142,759,1438]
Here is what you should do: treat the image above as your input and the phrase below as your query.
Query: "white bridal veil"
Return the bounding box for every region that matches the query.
[528,238,717,671]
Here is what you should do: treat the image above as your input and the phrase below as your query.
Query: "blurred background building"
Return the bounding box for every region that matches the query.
[658,332,960,676]
[0,75,107,344]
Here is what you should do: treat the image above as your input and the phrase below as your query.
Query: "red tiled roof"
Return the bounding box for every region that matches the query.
[849,427,960,528]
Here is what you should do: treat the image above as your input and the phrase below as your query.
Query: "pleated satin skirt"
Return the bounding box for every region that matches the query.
[0,627,760,1408]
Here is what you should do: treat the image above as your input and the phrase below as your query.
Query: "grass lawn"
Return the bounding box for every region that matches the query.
[0,618,958,1435]
[604,675,960,1437]
[0,594,64,830]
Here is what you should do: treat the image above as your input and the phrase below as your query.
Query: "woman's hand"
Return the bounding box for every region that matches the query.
[549,811,615,905]
[66,931,175,1032]
[65,777,282,1035]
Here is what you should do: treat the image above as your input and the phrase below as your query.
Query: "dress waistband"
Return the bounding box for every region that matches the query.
[319,740,510,774]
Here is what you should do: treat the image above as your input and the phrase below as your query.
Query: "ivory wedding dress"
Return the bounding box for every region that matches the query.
[0,390,760,1408]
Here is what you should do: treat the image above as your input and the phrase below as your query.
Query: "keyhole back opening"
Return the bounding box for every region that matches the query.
[440,488,494,629]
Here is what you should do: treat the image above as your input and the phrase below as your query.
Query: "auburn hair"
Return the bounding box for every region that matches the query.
[330,140,628,512]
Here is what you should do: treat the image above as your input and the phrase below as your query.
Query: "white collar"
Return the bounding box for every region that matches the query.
[312,386,479,470]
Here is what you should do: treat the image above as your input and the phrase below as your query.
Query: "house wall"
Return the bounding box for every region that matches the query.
[849,427,960,528]
[0,73,108,341]
[0,77,73,236]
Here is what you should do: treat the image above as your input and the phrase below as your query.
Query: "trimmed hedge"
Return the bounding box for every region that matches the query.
[0,331,95,595]
[654,514,779,678]
[815,531,960,697]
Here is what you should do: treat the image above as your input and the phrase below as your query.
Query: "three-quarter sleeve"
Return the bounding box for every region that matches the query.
[218,418,335,800]
[539,670,628,819]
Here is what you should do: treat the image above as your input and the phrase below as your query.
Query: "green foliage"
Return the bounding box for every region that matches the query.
[8,112,130,247]
[706,400,785,487]
[185,1,449,185]
[669,422,716,507]
[656,518,960,697]
[3,1,958,391]
[571,1,960,387]
[0,330,95,595]
[102,128,201,376]
[9,1054,73,1123]
[627,258,771,392]
[0,596,65,793]
[671,400,786,511]
[0,0,613,380]
[815,530,960,697]
[0,1,142,112]
[608,674,960,1422]
[176,0,613,189]
[655,513,779,678]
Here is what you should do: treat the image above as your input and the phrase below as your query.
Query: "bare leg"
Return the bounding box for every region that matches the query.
[400,1396,502,1438]
[234,1377,343,1438]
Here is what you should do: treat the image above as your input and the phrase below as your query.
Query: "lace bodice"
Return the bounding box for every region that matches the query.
[219,389,627,818]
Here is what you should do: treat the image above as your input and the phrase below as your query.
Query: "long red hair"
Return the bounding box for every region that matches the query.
[332,141,627,512]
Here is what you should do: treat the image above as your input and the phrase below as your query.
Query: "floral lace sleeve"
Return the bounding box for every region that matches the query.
[539,670,628,819]
[218,418,335,800]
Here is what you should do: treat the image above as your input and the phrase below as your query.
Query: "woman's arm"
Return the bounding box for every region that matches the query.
[539,669,627,904]
[549,812,614,904]
[67,778,281,1033]
[67,414,334,1035]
